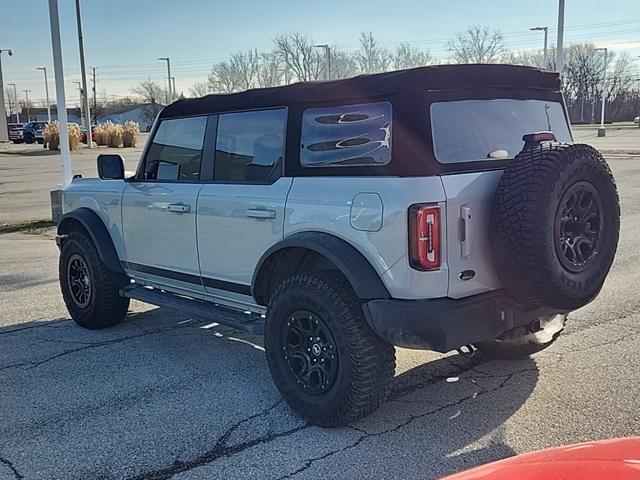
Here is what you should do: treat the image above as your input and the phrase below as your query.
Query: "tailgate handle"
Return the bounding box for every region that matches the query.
[461,205,473,258]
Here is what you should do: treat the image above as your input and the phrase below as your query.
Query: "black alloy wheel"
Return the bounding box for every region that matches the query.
[554,181,603,274]
[282,310,339,395]
[67,253,92,308]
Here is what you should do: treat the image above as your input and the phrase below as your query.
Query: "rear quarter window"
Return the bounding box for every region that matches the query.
[300,102,392,167]
[430,99,572,164]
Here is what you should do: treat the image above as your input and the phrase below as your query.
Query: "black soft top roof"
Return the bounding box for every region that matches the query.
[161,64,561,118]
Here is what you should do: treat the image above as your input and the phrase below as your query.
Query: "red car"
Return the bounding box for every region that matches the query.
[441,438,640,480]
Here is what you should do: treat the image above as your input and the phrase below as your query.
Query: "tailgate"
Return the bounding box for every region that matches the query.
[442,171,503,299]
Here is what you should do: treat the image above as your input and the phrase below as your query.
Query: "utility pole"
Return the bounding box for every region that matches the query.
[0,48,12,143]
[23,90,31,121]
[8,83,19,123]
[73,81,83,128]
[158,57,172,103]
[171,76,176,98]
[91,66,97,124]
[48,0,72,187]
[556,0,565,75]
[314,44,331,80]
[75,0,92,146]
[36,67,51,123]
[596,47,608,137]
[530,26,549,68]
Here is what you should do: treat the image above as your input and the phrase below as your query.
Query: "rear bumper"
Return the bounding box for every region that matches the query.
[363,291,566,353]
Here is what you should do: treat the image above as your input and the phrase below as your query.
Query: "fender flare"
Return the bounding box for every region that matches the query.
[252,232,390,302]
[57,208,125,274]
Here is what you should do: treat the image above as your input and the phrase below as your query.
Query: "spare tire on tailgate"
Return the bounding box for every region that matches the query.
[491,142,620,311]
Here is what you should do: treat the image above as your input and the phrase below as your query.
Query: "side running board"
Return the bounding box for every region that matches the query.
[120,284,264,335]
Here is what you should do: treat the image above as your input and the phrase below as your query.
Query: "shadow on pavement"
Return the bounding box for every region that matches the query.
[0,308,537,479]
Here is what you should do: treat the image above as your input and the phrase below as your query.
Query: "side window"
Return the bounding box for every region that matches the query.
[214,109,286,182]
[143,116,207,181]
[300,102,392,167]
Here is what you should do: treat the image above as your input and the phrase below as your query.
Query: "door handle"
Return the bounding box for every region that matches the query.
[461,205,473,258]
[167,203,190,213]
[245,208,276,219]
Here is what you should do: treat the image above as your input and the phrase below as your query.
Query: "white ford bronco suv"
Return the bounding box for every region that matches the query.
[56,65,620,426]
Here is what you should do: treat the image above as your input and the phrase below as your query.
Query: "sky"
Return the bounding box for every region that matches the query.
[1,0,639,108]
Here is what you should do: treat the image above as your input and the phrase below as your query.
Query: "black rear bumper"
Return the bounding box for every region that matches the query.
[363,291,566,353]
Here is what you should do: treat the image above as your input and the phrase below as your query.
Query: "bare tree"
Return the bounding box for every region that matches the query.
[131,80,166,123]
[189,82,211,98]
[273,32,323,82]
[393,43,433,70]
[256,53,284,88]
[356,32,391,73]
[446,26,507,63]
[208,50,260,93]
[329,49,358,79]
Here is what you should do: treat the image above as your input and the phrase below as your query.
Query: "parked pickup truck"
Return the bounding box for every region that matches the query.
[56,64,620,426]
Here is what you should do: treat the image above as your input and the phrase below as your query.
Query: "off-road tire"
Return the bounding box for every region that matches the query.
[265,271,396,427]
[491,143,619,310]
[59,231,130,329]
[477,314,566,359]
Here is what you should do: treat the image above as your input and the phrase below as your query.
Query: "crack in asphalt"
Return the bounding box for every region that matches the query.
[0,456,23,480]
[0,318,69,336]
[276,367,536,480]
[0,323,194,373]
[125,399,309,480]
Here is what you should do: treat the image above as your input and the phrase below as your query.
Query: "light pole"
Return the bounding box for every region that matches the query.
[36,67,51,123]
[595,47,608,137]
[556,0,565,74]
[75,0,92,146]
[314,44,331,80]
[0,48,13,143]
[8,83,19,123]
[158,57,172,103]
[23,89,31,121]
[171,76,176,97]
[73,81,83,128]
[530,26,549,68]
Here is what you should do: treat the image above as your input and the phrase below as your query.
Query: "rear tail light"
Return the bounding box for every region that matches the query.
[409,205,441,270]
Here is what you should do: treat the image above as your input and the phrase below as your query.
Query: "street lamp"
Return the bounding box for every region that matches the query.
[530,26,549,68]
[0,48,13,143]
[314,44,331,80]
[8,83,18,123]
[157,57,172,103]
[595,47,608,137]
[22,89,31,121]
[36,67,51,123]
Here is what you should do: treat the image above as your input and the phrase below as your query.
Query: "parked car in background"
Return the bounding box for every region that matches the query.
[634,115,639,125]
[20,121,48,144]
[7,123,24,143]
[80,126,97,144]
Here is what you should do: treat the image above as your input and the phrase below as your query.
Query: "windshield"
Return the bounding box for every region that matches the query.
[430,99,572,163]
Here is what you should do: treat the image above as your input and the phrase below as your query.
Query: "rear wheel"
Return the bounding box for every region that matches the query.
[476,314,566,359]
[264,271,396,427]
[59,231,130,329]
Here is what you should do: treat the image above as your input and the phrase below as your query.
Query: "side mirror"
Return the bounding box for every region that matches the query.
[97,154,125,180]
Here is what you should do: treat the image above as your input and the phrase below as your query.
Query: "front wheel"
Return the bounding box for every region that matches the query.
[24,134,35,144]
[59,231,130,329]
[476,314,566,359]
[265,272,396,427]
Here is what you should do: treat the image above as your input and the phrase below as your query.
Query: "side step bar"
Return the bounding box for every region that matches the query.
[120,284,265,335]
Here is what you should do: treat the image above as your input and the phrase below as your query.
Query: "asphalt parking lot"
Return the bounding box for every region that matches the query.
[0,124,639,479]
